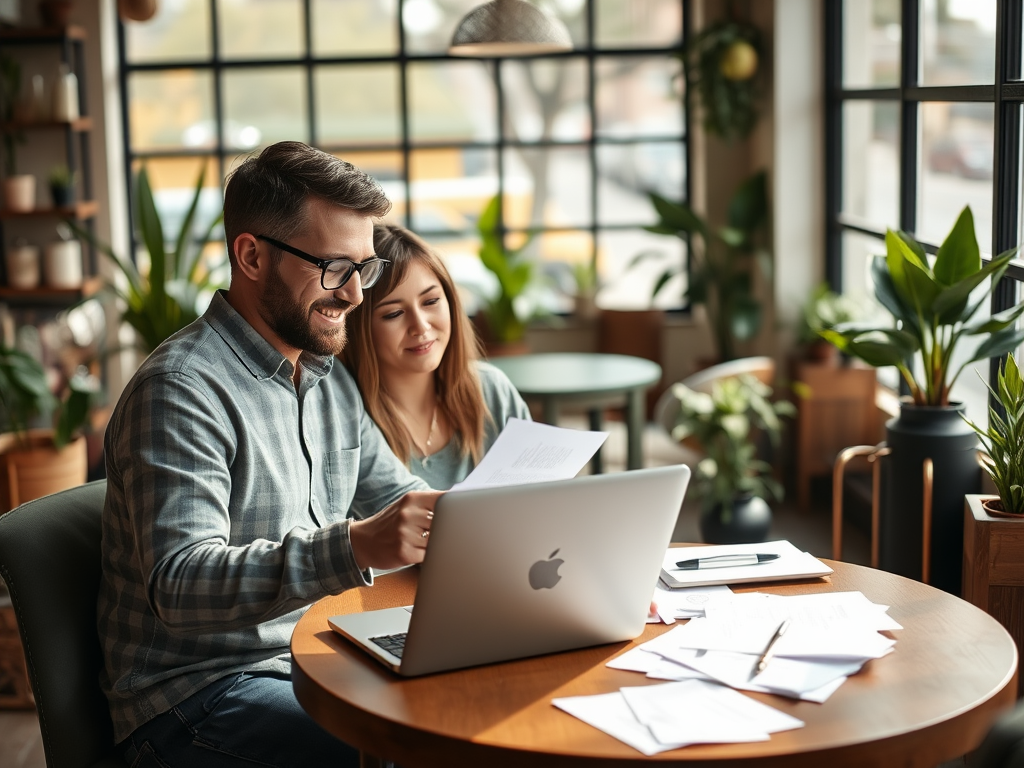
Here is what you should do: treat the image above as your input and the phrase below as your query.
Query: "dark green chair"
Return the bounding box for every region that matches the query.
[0,480,126,768]
[972,702,1024,768]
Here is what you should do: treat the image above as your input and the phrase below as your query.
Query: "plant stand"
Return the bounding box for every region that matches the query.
[962,494,1024,697]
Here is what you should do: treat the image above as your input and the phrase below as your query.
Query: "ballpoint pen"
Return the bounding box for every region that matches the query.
[675,553,780,570]
[753,619,791,678]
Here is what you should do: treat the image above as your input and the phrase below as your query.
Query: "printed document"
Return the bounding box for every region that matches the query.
[450,417,607,491]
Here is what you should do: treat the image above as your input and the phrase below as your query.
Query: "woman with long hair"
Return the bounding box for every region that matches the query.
[340,224,530,489]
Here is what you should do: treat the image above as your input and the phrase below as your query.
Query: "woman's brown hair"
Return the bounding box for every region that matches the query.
[341,224,489,464]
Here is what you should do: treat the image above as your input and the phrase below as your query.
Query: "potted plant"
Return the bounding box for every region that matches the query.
[682,17,763,142]
[631,169,770,364]
[470,194,544,356]
[69,164,224,355]
[963,353,1024,518]
[0,346,99,511]
[47,163,76,208]
[796,282,865,363]
[0,54,33,213]
[822,206,1024,593]
[666,373,794,543]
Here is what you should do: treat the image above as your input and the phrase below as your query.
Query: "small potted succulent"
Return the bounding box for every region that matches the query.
[47,163,76,208]
[963,353,1024,518]
[666,373,794,543]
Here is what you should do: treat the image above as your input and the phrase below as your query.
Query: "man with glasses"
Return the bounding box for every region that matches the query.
[98,141,439,767]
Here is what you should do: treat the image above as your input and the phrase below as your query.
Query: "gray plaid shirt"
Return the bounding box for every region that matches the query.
[97,291,427,742]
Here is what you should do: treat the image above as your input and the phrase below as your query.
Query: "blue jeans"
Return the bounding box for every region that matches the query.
[119,669,360,768]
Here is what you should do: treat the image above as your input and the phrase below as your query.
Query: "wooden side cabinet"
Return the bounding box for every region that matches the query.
[963,494,1024,697]
[794,360,881,511]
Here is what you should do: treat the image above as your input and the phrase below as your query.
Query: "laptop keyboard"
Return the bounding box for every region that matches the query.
[369,632,407,659]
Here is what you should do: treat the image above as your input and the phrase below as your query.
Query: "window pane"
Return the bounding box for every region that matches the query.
[217,0,303,60]
[406,148,497,235]
[597,140,685,211]
[918,102,993,248]
[315,65,400,146]
[502,58,588,143]
[843,0,901,88]
[597,228,685,310]
[311,0,398,57]
[595,56,683,138]
[129,71,215,152]
[504,146,592,229]
[408,61,497,142]
[842,101,899,229]
[920,0,995,85]
[128,156,226,286]
[594,0,683,49]
[841,230,898,390]
[222,68,307,147]
[124,0,211,63]
[534,230,595,314]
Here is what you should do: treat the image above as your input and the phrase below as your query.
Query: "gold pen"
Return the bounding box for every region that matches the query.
[753,619,791,677]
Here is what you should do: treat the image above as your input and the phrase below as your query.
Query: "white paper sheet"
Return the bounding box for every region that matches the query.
[450,418,607,491]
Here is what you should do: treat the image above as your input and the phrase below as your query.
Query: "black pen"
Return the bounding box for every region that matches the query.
[674,553,780,570]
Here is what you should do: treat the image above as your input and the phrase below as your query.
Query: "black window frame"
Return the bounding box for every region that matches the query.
[825,0,1023,392]
[116,0,692,314]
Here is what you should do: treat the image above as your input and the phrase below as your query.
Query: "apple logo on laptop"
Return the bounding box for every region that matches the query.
[529,549,564,590]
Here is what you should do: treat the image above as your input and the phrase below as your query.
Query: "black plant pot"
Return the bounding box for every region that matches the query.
[50,184,74,209]
[879,401,979,595]
[699,493,772,544]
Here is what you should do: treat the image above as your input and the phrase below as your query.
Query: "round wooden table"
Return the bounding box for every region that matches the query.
[488,353,663,472]
[291,559,1019,767]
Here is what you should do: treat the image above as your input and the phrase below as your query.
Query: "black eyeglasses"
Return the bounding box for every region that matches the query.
[256,235,390,290]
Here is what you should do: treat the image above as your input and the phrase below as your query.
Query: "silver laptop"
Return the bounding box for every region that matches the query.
[329,464,690,676]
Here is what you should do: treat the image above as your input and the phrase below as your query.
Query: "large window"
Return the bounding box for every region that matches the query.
[119,0,689,314]
[827,0,1024,421]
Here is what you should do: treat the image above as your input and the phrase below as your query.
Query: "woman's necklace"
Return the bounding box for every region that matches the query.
[401,401,438,459]
[423,402,438,453]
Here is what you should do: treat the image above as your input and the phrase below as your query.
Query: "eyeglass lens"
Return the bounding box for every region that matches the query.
[324,258,385,290]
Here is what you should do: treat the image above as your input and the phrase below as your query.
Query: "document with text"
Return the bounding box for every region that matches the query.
[450,417,608,492]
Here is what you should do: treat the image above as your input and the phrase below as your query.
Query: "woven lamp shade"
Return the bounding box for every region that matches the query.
[449,0,572,56]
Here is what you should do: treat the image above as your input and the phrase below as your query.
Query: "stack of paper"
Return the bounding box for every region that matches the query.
[660,540,833,588]
[626,590,900,702]
[559,588,900,754]
[553,680,804,756]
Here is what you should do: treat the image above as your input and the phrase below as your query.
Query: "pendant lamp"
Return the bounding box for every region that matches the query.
[449,0,572,57]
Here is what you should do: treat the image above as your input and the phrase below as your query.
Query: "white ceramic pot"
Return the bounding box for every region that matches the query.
[5,244,41,289]
[44,240,82,288]
[2,175,36,212]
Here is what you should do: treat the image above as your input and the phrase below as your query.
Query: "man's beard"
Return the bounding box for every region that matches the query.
[260,259,354,357]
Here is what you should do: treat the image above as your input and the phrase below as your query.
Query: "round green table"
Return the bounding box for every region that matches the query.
[489,352,663,472]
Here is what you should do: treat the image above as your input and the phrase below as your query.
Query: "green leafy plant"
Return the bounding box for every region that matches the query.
[667,373,794,520]
[0,53,25,177]
[47,163,75,189]
[633,170,770,362]
[69,165,225,355]
[472,194,541,345]
[797,282,868,346]
[822,206,1024,406]
[682,18,762,142]
[963,353,1024,516]
[0,346,99,450]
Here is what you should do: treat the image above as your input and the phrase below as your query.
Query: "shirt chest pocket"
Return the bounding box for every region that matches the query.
[320,448,359,521]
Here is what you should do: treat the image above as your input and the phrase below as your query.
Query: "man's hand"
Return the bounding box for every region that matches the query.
[349,490,444,572]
